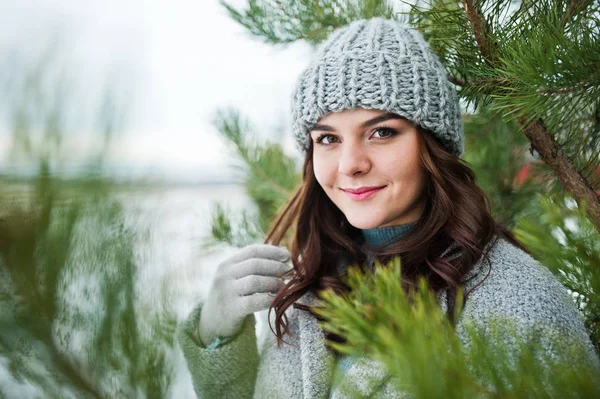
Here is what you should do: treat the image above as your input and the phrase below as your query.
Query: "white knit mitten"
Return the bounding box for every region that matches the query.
[198,244,292,346]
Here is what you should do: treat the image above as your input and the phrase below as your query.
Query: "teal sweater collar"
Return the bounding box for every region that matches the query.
[361,223,414,248]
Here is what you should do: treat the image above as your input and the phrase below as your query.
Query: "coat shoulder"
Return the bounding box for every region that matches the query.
[463,238,575,324]
[460,238,594,352]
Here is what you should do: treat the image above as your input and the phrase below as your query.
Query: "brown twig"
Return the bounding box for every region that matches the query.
[460,0,499,66]
[561,0,592,28]
[519,117,600,231]
[537,86,584,95]
[448,75,466,86]
[536,74,596,94]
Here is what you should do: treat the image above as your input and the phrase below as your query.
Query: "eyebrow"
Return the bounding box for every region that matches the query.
[310,113,404,133]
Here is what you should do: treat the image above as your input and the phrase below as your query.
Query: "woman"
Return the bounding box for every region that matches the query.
[178,18,598,398]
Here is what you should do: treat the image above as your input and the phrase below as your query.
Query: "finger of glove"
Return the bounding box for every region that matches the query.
[233,275,285,297]
[226,258,293,280]
[236,292,276,315]
[224,244,290,266]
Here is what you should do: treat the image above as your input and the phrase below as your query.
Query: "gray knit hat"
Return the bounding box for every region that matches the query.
[291,18,464,156]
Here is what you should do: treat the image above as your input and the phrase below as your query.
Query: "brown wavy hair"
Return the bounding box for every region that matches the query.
[264,123,522,348]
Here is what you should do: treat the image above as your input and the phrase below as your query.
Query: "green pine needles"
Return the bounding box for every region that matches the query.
[0,47,177,397]
[207,108,301,248]
[516,194,600,354]
[315,257,600,398]
[407,0,600,230]
[221,0,396,45]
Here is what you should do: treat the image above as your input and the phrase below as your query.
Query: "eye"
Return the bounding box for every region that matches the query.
[315,133,339,145]
[371,127,397,139]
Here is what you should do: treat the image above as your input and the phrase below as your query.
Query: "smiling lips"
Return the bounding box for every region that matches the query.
[342,186,386,201]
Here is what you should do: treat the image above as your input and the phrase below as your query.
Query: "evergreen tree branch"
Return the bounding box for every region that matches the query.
[213,108,294,199]
[448,75,466,86]
[515,194,600,351]
[252,161,293,198]
[316,257,600,398]
[455,1,600,233]
[209,108,301,247]
[561,0,593,28]
[536,73,596,95]
[220,0,396,45]
[462,106,544,229]
[460,0,499,66]
[518,117,600,232]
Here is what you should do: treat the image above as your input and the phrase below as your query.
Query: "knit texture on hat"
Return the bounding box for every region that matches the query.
[291,18,464,156]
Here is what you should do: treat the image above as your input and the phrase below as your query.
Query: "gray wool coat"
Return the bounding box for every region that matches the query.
[177,239,600,398]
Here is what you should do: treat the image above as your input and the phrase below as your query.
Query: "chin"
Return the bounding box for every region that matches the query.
[344,214,384,230]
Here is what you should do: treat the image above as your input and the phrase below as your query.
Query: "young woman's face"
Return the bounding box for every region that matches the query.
[310,108,428,229]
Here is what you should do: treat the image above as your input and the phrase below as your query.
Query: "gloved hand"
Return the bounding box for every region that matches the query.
[197,244,292,346]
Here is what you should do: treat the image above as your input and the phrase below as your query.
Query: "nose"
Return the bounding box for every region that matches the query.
[338,142,371,177]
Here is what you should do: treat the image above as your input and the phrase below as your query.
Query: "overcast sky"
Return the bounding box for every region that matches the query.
[0,0,313,182]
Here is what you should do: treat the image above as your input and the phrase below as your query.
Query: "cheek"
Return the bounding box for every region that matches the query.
[405,160,428,197]
[391,138,423,181]
[381,151,426,192]
[312,153,336,187]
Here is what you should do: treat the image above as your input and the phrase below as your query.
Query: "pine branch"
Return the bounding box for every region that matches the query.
[462,106,544,229]
[316,257,600,398]
[220,0,396,45]
[518,118,600,230]
[560,0,593,28]
[448,75,466,86]
[536,73,596,95]
[515,194,600,351]
[460,0,499,66]
[251,160,293,199]
[457,2,600,233]
[213,108,291,198]
[0,49,176,395]
[209,108,301,247]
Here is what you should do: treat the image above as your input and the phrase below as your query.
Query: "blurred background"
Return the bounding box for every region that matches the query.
[0,0,314,396]
[0,0,313,180]
[1,0,598,397]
